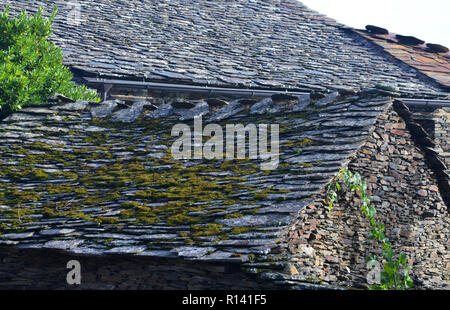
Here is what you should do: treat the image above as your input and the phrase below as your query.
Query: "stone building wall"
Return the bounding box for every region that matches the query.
[0,247,281,290]
[410,106,450,176]
[283,107,449,289]
[435,108,450,175]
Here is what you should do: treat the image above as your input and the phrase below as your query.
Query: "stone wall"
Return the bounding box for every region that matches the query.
[282,107,449,289]
[0,247,281,290]
[410,106,450,176]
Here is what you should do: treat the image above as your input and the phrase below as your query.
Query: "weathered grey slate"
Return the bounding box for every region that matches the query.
[0,90,392,263]
[6,0,446,96]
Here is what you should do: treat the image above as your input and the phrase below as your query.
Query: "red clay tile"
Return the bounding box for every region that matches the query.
[356,30,450,88]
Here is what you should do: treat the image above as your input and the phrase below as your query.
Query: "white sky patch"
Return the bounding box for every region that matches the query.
[300,0,450,48]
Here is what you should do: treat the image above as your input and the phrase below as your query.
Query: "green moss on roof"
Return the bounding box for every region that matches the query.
[0,113,299,238]
[0,93,392,257]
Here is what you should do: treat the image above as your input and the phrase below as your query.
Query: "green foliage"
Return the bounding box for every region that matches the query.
[328,168,414,290]
[0,6,99,117]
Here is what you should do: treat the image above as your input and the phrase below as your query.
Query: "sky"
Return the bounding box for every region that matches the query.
[300,0,450,48]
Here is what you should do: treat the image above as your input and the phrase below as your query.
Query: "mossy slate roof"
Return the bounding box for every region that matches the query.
[0,91,392,262]
[4,0,449,97]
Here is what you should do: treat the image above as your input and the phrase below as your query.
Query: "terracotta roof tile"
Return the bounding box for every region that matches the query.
[356,29,450,89]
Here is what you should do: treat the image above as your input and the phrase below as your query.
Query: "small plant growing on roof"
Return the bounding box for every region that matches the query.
[0,6,99,118]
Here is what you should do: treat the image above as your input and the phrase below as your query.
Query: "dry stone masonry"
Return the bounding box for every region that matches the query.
[278,107,449,289]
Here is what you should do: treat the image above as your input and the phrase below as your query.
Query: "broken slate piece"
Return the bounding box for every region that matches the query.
[208,99,245,121]
[177,101,210,121]
[250,98,273,115]
[315,91,340,107]
[91,100,119,118]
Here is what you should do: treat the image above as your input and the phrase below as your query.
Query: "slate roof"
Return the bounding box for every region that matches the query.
[3,0,449,97]
[356,28,450,90]
[0,90,392,261]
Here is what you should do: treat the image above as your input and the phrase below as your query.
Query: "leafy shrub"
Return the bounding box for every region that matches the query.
[0,6,99,118]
